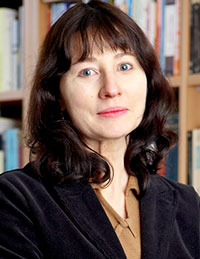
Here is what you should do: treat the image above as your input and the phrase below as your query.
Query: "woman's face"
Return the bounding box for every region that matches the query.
[60,46,147,146]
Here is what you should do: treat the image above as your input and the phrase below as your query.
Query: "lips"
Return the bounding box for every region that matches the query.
[97,107,128,118]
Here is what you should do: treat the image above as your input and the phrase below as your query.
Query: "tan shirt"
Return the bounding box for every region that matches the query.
[92,176,141,259]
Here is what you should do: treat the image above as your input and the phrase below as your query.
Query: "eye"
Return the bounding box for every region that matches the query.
[119,63,132,71]
[79,69,96,77]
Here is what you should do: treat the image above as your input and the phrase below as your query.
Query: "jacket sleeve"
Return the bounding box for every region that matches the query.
[0,174,43,259]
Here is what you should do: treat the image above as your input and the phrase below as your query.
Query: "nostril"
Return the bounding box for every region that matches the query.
[99,84,122,98]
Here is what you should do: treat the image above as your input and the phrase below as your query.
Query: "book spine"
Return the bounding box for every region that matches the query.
[160,0,166,73]
[165,111,179,181]
[190,2,200,74]
[0,135,4,173]
[0,8,17,92]
[173,0,181,76]
[11,17,19,90]
[137,0,149,37]
[165,145,178,181]
[0,9,4,91]
[187,130,192,185]
[4,128,20,171]
[164,0,176,76]
[127,0,133,18]
[50,3,69,26]
[18,5,24,89]
[191,129,200,195]
[146,0,156,46]
[114,0,128,13]
[155,0,162,58]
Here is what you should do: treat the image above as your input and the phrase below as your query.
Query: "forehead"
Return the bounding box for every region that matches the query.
[68,30,134,63]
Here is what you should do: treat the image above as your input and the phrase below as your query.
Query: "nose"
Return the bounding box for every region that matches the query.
[99,73,122,99]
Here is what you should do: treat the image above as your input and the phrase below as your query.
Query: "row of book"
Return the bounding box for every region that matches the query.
[158,112,178,182]
[47,0,181,77]
[0,115,199,195]
[118,0,200,75]
[0,117,22,173]
[117,0,181,77]
[0,4,24,92]
[157,112,200,195]
[47,0,200,76]
[0,0,199,94]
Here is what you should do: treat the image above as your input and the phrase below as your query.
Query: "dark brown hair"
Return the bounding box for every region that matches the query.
[27,0,177,195]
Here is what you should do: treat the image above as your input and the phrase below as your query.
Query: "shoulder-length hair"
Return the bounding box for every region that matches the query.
[27,0,177,195]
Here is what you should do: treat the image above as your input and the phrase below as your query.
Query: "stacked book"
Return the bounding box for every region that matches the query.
[0,117,22,173]
[0,3,24,92]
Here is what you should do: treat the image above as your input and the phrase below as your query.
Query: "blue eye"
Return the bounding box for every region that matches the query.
[119,63,132,71]
[80,69,95,77]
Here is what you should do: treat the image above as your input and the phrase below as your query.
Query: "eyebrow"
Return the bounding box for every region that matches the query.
[72,52,135,66]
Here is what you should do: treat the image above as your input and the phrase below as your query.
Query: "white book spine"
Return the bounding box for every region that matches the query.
[1,8,17,92]
[192,129,200,195]
[11,18,19,90]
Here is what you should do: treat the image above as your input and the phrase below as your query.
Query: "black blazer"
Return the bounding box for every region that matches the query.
[0,163,199,259]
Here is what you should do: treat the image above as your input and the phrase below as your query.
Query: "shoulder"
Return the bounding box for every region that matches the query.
[150,173,198,195]
[0,163,42,188]
[148,173,200,209]
[0,163,46,204]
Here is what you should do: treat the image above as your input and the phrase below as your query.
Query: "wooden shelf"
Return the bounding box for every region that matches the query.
[167,76,181,87]
[0,89,24,103]
[188,74,200,86]
[42,0,79,3]
[42,0,65,2]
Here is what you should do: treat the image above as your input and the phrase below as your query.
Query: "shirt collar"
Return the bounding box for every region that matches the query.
[91,175,140,195]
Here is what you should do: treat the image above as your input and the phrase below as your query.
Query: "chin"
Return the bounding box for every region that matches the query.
[98,130,132,141]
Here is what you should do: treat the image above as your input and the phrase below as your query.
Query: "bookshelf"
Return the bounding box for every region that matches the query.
[0,90,24,103]
[0,0,200,185]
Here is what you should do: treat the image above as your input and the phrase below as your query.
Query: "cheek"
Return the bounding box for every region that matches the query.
[63,91,91,127]
[129,76,147,107]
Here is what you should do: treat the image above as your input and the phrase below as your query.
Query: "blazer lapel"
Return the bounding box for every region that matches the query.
[140,175,178,259]
[53,182,126,259]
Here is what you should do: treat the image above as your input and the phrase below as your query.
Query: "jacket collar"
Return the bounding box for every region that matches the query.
[53,175,178,259]
[140,175,178,259]
[53,181,126,259]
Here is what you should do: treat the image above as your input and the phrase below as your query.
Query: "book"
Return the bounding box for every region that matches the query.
[173,0,181,76]
[133,0,156,46]
[0,117,21,133]
[188,129,200,195]
[18,5,24,89]
[164,0,176,76]
[4,128,22,171]
[164,112,179,181]
[11,17,19,90]
[190,0,200,74]
[0,135,4,173]
[155,0,162,59]
[146,0,156,46]
[0,8,17,92]
[114,0,128,14]
[50,2,72,26]
[0,117,21,172]
[127,0,134,18]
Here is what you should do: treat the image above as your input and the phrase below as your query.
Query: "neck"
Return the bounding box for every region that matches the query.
[86,137,129,191]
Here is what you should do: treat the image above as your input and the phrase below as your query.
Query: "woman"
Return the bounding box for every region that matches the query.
[0,1,199,258]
